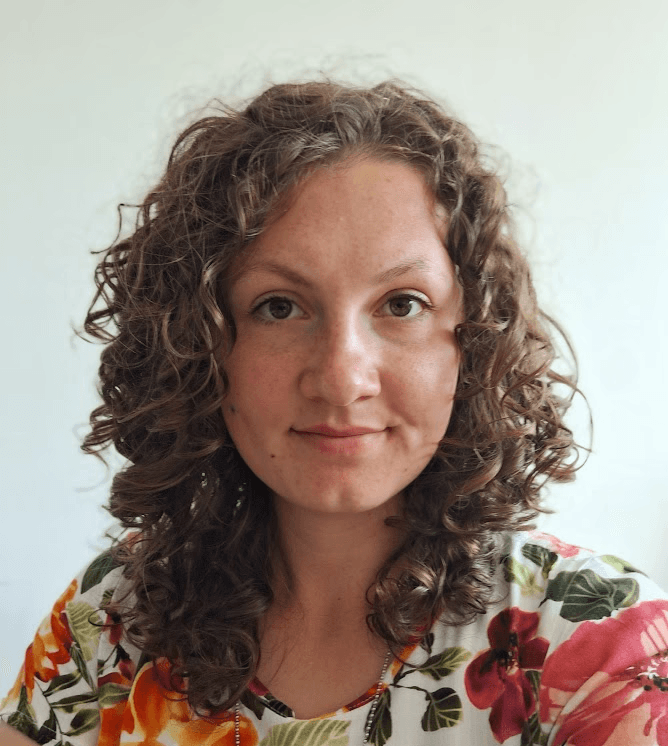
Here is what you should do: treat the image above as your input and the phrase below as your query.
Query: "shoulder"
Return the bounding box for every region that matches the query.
[502,529,666,611]
[0,547,139,744]
[57,546,135,667]
[410,531,668,744]
[502,530,668,743]
[497,529,667,661]
[73,546,129,608]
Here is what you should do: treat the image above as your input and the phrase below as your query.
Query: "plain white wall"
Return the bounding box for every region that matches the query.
[1,0,666,695]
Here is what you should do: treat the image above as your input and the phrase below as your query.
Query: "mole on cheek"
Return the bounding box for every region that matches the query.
[229,404,237,414]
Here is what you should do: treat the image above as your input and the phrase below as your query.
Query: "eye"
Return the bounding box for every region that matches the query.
[382,293,432,318]
[252,295,304,323]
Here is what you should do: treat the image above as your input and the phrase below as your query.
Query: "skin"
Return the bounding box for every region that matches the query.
[221,156,464,717]
[223,156,463,520]
[0,723,37,746]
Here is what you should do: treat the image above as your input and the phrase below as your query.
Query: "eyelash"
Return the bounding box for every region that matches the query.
[250,293,434,325]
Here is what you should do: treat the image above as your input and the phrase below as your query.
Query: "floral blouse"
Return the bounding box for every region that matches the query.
[2,531,668,745]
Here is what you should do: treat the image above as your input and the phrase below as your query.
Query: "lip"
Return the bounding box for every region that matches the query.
[292,426,387,456]
[293,425,384,437]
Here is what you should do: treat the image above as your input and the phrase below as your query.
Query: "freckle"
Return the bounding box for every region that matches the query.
[270,454,276,459]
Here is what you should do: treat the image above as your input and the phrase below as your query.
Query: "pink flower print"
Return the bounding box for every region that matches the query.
[541,600,668,745]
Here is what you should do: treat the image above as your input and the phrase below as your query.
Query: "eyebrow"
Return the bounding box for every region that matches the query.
[243,259,433,288]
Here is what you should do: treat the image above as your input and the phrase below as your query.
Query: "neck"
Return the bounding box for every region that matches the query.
[270,494,405,617]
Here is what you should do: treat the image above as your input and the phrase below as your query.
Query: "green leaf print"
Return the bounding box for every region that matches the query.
[97,682,130,708]
[50,692,99,714]
[241,690,266,720]
[263,692,295,718]
[422,632,435,653]
[43,671,82,697]
[63,708,100,737]
[6,711,38,743]
[69,643,95,689]
[544,569,639,621]
[258,718,349,745]
[600,555,645,576]
[100,587,116,609]
[35,709,58,745]
[416,647,471,680]
[421,687,462,731]
[6,686,39,741]
[394,647,471,686]
[521,544,559,579]
[81,552,119,593]
[367,689,392,746]
[505,557,545,596]
[525,669,541,701]
[520,712,549,746]
[66,601,102,661]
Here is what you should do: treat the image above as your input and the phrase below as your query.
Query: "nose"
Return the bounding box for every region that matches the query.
[298,315,381,406]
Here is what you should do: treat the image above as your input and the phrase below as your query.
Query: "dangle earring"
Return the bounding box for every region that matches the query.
[234,483,247,513]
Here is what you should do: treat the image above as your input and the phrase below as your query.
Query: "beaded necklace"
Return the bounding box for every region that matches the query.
[233,650,392,745]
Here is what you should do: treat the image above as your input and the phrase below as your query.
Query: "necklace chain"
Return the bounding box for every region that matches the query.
[234,650,392,745]
[363,649,392,744]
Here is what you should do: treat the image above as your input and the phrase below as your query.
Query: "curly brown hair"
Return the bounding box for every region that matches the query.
[82,79,581,714]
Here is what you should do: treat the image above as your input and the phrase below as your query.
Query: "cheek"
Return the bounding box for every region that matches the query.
[222,349,293,427]
[396,369,457,452]
[392,341,459,416]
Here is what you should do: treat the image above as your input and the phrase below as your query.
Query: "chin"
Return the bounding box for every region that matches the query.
[273,486,404,517]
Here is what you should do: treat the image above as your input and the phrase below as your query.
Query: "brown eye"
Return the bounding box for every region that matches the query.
[389,298,414,317]
[266,298,294,319]
[385,294,427,318]
[252,296,303,323]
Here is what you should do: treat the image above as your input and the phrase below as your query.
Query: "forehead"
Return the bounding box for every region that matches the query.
[236,157,450,278]
[283,156,444,229]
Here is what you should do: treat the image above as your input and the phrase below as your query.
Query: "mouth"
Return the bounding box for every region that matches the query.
[293,425,385,437]
[290,427,388,455]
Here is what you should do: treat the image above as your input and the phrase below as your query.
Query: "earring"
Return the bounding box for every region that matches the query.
[234,483,247,512]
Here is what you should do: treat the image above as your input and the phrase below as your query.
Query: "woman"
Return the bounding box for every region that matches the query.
[1,80,667,745]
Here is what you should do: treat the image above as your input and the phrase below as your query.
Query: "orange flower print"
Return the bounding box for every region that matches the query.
[3,665,25,706]
[99,698,130,746]
[121,659,258,745]
[21,578,78,701]
[96,671,133,746]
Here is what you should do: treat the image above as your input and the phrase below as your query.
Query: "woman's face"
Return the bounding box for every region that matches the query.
[223,157,462,517]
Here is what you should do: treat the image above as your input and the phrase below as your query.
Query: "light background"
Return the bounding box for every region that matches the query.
[1,0,666,694]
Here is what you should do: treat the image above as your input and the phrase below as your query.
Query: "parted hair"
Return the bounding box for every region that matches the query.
[83,79,580,713]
